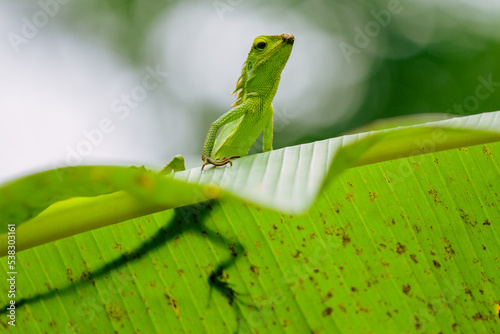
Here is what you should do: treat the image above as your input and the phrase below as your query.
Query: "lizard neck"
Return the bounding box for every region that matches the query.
[247,72,282,106]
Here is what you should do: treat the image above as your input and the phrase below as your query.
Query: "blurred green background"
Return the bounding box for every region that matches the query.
[2,0,500,182]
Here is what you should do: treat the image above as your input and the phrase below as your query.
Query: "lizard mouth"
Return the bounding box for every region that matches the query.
[281,33,295,45]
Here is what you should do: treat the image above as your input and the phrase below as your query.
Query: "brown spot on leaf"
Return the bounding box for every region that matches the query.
[369,192,378,202]
[324,226,334,235]
[172,298,180,317]
[356,302,370,313]
[482,145,492,157]
[414,315,422,330]
[396,243,407,254]
[66,268,74,283]
[427,303,437,315]
[322,307,333,317]
[457,208,477,227]
[106,302,123,322]
[345,192,355,202]
[410,254,418,263]
[331,202,343,214]
[80,270,91,282]
[338,304,347,313]
[336,227,351,247]
[428,189,443,206]
[483,219,491,226]
[229,244,239,257]
[402,284,411,295]
[441,237,456,259]
[464,288,473,299]
[250,265,259,275]
[433,260,441,268]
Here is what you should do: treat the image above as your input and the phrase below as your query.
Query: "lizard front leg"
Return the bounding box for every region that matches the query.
[262,103,274,153]
[201,101,253,170]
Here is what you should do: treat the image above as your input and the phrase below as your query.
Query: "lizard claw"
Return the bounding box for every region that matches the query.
[201,155,240,171]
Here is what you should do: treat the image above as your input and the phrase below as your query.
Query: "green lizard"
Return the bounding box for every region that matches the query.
[201,33,294,170]
[161,33,294,174]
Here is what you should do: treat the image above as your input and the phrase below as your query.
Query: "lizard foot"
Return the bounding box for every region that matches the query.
[201,155,240,171]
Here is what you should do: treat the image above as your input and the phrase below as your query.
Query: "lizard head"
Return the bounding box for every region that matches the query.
[231,34,294,106]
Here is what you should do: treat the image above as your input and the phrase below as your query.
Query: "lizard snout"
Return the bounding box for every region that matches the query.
[281,33,295,45]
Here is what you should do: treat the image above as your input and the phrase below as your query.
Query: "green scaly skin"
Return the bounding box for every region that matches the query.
[201,33,294,170]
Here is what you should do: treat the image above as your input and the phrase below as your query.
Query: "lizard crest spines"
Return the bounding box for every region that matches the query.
[230,61,248,107]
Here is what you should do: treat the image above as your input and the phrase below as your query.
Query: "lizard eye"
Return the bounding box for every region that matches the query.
[256,42,267,50]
